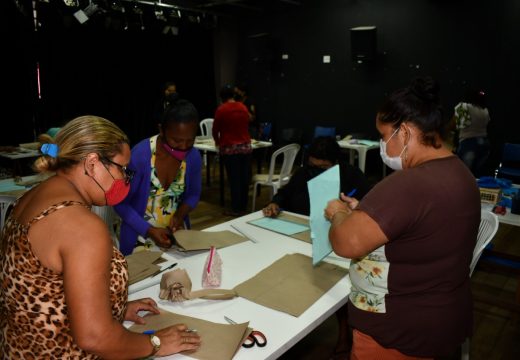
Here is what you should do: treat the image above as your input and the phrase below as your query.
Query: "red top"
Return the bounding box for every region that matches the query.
[213,101,251,147]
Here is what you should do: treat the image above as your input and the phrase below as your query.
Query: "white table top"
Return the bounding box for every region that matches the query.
[481,203,520,227]
[126,211,351,360]
[194,138,272,153]
[0,174,45,196]
[0,147,40,160]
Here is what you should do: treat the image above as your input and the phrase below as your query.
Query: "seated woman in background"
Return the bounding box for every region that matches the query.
[263,136,372,217]
[115,99,202,255]
[0,115,200,358]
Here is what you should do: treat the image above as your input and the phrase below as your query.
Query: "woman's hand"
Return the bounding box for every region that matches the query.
[325,199,352,222]
[339,192,359,210]
[155,324,201,356]
[262,203,280,218]
[124,298,160,324]
[169,215,185,232]
[146,227,172,248]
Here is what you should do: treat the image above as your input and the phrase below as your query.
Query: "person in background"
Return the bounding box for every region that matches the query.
[213,84,252,216]
[325,77,480,359]
[263,136,371,218]
[453,88,491,177]
[115,99,202,255]
[234,83,258,137]
[0,115,200,358]
[152,81,179,134]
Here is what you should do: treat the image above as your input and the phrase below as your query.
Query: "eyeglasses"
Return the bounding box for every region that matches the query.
[102,157,135,185]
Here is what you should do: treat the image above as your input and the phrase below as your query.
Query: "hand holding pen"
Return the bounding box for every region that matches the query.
[341,188,359,210]
[324,189,357,222]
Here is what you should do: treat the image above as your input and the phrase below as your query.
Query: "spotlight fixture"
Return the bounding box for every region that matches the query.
[155,8,166,21]
[73,1,100,24]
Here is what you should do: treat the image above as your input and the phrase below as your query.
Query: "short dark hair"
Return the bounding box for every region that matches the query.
[308,136,341,163]
[235,83,248,94]
[163,81,176,91]
[220,84,235,101]
[161,99,199,129]
[377,76,447,148]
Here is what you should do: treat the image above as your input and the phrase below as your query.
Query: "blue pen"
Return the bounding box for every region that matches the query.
[347,188,357,197]
[143,330,155,335]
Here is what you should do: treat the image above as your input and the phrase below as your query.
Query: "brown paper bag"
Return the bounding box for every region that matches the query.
[174,229,247,251]
[129,310,249,360]
[125,251,164,285]
[233,253,348,316]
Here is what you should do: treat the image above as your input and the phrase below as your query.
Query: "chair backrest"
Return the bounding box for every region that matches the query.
[200,118,214,137]
[1,195,17,234]
[470,210,499,276]
[313,126,336,138]
[266,143,301,187]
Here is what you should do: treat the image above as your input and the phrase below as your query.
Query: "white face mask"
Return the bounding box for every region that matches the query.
[380,127,407,170]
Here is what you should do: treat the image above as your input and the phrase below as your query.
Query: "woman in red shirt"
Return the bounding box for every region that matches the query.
[212,84,252,216]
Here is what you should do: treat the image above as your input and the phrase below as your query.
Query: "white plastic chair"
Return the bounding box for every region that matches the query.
[251,143,300,211]
[469,210,499,276]
[461,209,499,360]
[1,195,17,240]
[199,118,214,167]
[91,205,120,249]
[199,118,214,138]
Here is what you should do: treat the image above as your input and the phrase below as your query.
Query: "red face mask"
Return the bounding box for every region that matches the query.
[89,160,131,206]
[104,178,130,206]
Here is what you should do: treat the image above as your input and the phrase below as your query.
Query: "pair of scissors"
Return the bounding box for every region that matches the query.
[224,316,267,348]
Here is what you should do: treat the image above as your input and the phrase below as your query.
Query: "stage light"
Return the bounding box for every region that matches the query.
[73,1,100,24]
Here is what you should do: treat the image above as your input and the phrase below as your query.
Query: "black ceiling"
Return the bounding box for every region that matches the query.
[9,0,303,32]
[150,0,302,16]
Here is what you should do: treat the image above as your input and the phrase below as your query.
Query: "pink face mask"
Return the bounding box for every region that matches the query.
[162,142,188,161]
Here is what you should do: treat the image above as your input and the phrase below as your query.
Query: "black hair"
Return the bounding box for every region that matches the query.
[163,81,176,91]
[161,99,199,129]
[220,84,235,101]
[378,76,447,148]
[308,136,341,164]
[235,83,248,94]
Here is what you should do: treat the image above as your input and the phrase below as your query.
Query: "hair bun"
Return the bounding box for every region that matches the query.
[409,76,440,103]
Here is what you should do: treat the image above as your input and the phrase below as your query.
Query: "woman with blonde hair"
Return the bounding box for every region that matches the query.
[0,115,200,358]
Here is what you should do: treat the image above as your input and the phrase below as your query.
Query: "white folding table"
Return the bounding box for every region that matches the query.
[126,210,351,360]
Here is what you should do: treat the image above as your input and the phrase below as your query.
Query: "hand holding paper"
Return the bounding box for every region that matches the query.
[307,165,340,265]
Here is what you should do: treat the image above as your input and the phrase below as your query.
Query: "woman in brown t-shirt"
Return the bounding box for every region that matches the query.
[325,77,480,359]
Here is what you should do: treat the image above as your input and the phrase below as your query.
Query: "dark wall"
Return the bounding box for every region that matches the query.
[235,0,520,174]
[3,0,216,147]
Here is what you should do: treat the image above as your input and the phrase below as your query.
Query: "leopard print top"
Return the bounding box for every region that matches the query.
[0,201,129,359]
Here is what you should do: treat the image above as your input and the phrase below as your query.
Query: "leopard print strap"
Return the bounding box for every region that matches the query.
[27,200,91,227]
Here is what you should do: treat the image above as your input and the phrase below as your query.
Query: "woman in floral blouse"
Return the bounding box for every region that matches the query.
[115,99,202,255]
